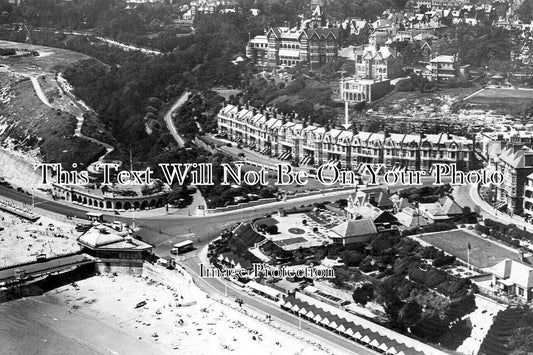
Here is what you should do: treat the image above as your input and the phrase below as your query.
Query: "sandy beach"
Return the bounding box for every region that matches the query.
[0,209,80,267]
[0,273,333,355]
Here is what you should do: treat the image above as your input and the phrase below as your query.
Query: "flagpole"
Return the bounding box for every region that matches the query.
[467,245,470,270]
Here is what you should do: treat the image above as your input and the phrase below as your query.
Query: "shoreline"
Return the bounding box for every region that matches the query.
[0,273,334,355]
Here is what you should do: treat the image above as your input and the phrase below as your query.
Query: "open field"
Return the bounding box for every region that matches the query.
[0,40,92,73]
[417,229,520,269]
[371,86,478,113]
[464,87,533,109]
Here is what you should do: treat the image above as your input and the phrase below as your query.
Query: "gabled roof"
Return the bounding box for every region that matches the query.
[430,55,456,63]
[499,146,533,169]
[301,27,340,40]
[394,207,429,228]
[266,27,281,38]
[483,259,533,288]
[419,196,463,218]
[331,218,378,238]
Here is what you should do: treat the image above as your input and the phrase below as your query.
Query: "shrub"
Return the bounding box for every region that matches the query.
[352,283,374,305]
[432,254,456,267]
[340,250,364,267]
[425,269,447,288]
[265,225,278,234]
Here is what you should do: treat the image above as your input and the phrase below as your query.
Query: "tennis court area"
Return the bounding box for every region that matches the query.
[417,229,520,269]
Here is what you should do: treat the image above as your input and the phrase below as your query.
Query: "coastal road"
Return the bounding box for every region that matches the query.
[453,183,533,232]
[0,186,89,218]
[181,255,377,355]
[164,91,191,147]
[0,174,453,254]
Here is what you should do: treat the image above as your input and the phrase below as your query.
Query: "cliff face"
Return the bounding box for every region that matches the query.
[0,42,113,186]
[0,71,104,170]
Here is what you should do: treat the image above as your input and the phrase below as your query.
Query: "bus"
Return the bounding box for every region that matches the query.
[171,239,194,255]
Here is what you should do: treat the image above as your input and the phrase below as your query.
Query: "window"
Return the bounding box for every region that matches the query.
[518,287,524,297]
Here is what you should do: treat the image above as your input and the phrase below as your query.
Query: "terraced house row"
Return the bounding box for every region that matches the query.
[217,104,473,171]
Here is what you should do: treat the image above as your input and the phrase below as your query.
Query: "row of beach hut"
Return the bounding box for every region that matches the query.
[281,295,438,355]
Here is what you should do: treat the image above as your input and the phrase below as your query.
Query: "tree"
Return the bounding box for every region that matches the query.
[398,301,422,327]
[383,294,403,323]
[340,250,364,267]
[265,224,278,234]
[352,283,374,305]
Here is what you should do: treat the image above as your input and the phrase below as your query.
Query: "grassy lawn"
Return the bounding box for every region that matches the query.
[464,88,533,110]
[372,86,478,110]
[418,230,520,269]
[0,40,92,73]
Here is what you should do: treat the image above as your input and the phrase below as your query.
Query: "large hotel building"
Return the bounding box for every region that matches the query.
[217,104,473,172]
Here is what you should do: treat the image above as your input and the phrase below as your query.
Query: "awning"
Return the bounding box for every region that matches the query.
[361,335,372,344]
[247,281,283,299]
[260,147,271,155]
[370,339,381,348]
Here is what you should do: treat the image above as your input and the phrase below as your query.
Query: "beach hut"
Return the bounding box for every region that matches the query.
[344,326,355,337]
[385,339,404,354]
[370,335,389,351]
[353,330,363,341]
[361,334,373,345]
[306,310,315,320]
[393,343,419,355]
[336,322,348,333]
[313,314,322,323]
[328,319,339,331]
[298,307,307,316]
[369,338,381,349]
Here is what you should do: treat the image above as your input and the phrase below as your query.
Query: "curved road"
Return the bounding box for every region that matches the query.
[182,253,377,355]
[27,76,53,108]
[164,91,191,147]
